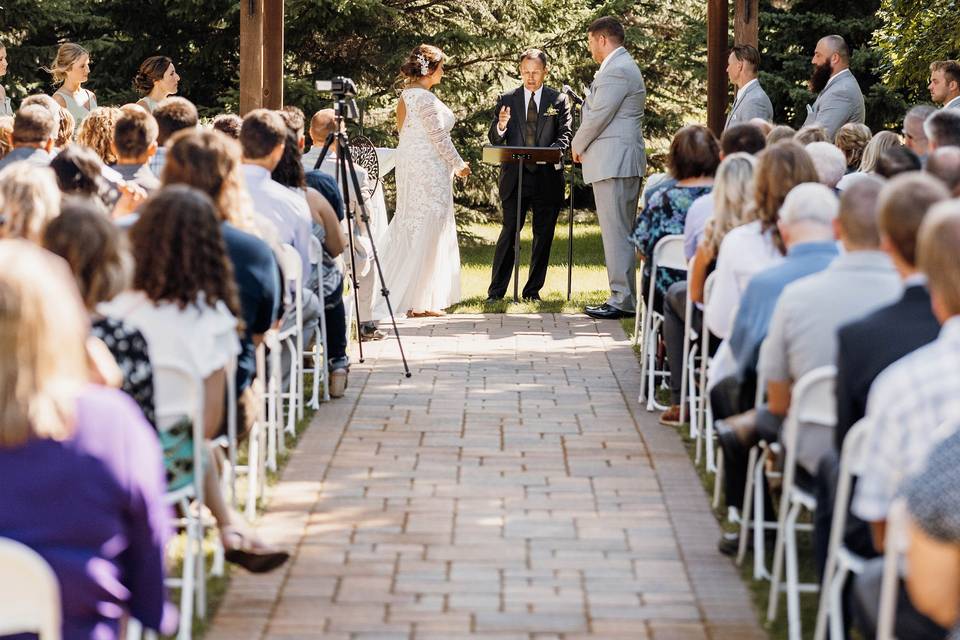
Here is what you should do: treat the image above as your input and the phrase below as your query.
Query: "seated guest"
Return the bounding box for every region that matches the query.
[0,161,60,242]
[100,186,289,573]
[683,122,766,260]
[212,113,242,139]
[631,124,718,311]
[76,106,122,165]
[834,122,872,173]
[836,130,901,190]
[0,104,56,170]
[924,108,960,150]
[660,152,755,425]
[54,106,75,150]
[904,425,960,636]
[712,183,840,552]
[0,114,12,159]
[161,129,281,398]
[794,124,828,145]
[20,94,62,135]
[50,143,115,208]
[748,118,773,137]
[903,105,936,160]
[111,106,160,192]
[0,240,176,639]
[926,146,960,195]
[707,142,818,341]
[150,96,198,176]
[875,145,921,178]
[814,174,949,604]
[767,125,796,145]
[851,200,960,639]
[240,108,312,280]
[805,141,848,189]
[43,199,156,427]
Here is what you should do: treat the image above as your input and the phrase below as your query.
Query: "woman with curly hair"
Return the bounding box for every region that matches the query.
[55,106,75,149]
[50,42,97,127]
[99,185,289,573]
[134,56,180,113]
[76,106,122,165]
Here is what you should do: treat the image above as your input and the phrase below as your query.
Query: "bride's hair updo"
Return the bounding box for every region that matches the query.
[400,45,444,82]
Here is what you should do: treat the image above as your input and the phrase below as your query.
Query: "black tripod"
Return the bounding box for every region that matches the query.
[313,100,411,378]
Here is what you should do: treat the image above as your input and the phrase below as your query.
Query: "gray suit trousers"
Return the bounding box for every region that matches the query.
[592,176,641,312]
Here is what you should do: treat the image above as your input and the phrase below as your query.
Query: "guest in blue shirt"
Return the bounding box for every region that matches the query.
[711,183,840,553]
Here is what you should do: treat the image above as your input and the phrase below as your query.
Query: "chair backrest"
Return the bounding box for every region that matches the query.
[783,365,837,476]
[652,234,688,272]
[702,271,716,306]
[277,243,303,284]
[842,416,872,477]
[308,235,322,266]
[152,358,205,504]
[0,537,61,639]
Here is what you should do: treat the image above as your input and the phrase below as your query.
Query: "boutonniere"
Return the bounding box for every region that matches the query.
[544,105,560,117]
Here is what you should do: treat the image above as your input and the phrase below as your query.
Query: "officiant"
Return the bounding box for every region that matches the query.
[486,48,572,302]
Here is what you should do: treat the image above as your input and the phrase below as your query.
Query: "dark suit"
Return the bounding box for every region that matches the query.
[813,284,941,595]
[487,85,572,299]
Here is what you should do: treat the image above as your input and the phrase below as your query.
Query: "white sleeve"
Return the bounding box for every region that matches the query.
[410,92,466,171]
[706,234,739,339]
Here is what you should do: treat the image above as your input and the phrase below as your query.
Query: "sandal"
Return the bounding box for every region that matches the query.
[222,528,290,573]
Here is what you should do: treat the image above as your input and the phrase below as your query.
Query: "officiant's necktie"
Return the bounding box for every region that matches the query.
[525,93,538,146]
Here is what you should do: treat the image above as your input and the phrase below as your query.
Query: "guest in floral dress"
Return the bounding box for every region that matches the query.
[631,124,720,312]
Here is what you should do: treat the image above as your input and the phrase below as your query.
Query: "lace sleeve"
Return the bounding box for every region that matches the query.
[411,91,466,171]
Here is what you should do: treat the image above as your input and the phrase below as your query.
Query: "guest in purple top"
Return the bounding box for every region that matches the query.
[0,241,175,640]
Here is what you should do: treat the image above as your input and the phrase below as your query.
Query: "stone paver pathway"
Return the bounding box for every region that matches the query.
[207,314,765,639]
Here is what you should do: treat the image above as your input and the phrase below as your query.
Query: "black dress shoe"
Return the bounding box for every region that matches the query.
[584,303,633,320]
[717,531,741,556]
[485,296,503,304]
[522,293,541,301]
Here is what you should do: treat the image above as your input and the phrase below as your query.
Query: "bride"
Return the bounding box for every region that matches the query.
[375,44,471,318]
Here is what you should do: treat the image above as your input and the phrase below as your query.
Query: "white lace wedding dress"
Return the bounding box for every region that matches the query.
[375,87,466,315]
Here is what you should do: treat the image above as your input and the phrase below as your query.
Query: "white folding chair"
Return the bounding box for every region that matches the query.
[877,498,908,640]
[814,417,872,640]
[696,273,719,473]
[306,235,330,409]
[0,537,61,639]
[153,359,207,639]
[767,366,837,640]
[637,235,687,411]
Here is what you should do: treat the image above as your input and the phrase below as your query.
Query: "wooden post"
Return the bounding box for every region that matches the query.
[707,0,729,136]
[263,0,284,109]
[734,0,760,48]
[240,0,264,115]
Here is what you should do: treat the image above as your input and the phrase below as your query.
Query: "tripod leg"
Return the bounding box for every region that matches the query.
[567,161,574,301]
[341,139,413,378]
[335,137,365,364]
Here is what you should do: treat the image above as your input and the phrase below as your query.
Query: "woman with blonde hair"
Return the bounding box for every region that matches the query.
[134,55,180,113]
[834,122,872,172]
[76,105,122,165]
[0,240,175,639]
[49,42,97,126]
[55,106,75,148]
[837,129,901,190]
[0,162,61,241]
[0,115,13,159]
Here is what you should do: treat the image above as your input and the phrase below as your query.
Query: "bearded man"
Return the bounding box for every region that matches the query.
[803,35,865,139]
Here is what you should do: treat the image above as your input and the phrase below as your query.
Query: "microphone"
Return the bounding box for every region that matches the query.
[562,84,584,106]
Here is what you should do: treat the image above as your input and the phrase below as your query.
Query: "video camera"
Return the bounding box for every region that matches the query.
[315,76,360,121]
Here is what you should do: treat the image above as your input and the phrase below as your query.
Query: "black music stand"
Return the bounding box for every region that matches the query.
[482,145,563,302]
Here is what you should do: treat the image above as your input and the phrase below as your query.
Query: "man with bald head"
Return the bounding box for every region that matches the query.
[803,35,865,139]
[927,146,960,196]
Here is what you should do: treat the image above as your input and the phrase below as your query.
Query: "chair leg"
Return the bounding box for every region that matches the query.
[177,518,196,640]
[753,450,770,581]
[737,446,758,566]
[712,447,724,509]
[785,499,804,640]
[767,488,791,622]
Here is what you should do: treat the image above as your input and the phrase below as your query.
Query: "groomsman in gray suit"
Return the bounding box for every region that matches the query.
[928,60,960,111]
[803,35,865,139]
[725,44,773,130]
[572,16,646,320]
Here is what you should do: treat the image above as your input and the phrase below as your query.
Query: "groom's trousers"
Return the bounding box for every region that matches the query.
[592,176,641,313]
[488,186,561,300]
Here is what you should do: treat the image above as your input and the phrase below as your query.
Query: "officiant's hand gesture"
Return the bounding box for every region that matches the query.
[497,106,511,131]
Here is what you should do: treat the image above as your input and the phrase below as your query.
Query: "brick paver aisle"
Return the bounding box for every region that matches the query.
[207,314,765,640]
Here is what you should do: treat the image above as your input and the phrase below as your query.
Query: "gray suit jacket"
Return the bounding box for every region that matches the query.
[803,69,865,139]
[572,48,646,185]
[724,80,774,130]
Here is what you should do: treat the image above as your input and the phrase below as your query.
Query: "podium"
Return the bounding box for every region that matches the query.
[481,145,564,302]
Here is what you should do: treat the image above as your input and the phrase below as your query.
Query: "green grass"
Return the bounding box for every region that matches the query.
[449,219,610,313]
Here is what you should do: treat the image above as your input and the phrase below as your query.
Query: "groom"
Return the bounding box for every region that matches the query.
[572,16,646,319]
[486,48,572,302]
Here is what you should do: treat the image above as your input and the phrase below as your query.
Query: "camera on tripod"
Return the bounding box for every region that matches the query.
[316,76,360,121]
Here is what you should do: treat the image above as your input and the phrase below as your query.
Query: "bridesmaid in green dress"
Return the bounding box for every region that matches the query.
[134,56,180,113]
[49,43,97,128]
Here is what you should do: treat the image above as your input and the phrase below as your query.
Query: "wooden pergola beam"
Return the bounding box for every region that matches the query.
[239,0,284,115]
[707,0,760,136]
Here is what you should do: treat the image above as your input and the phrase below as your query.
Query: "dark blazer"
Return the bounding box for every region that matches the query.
[487,85,572,204]
[834,284,941,449]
